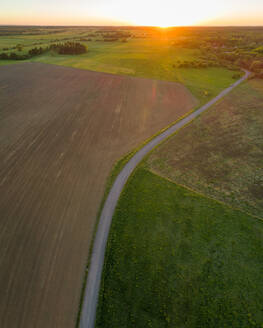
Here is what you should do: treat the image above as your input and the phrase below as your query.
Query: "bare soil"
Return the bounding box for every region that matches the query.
[0,62,197,328]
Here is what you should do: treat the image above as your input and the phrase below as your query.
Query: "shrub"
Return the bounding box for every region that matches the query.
[0,46,47,61]
[28,47,46,56]
[8,52,29,60]
[9,52,19,60]
[232,73,241,79]
[103,38,118,42]
[16,44,23,51]
[0,52,9,59]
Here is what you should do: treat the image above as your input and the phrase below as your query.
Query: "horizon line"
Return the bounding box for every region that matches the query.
[1,24,263,28]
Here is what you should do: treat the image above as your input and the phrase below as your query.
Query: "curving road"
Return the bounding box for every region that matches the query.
[79,69,251,328]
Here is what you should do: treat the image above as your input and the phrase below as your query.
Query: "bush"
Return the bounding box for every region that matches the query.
[0,46,47,61]
[28,47,46,57]
[175,60,212,69]
[16,44,23,51]
[0,52,9,59]
[232,73,241,79]
[9,52,29,60]
[103,38,118,42]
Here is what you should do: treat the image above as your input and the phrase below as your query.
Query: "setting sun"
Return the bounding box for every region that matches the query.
[97,0,227,27]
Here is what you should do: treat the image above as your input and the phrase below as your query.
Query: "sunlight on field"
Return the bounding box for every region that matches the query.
[15,38,234,105]
[0,27,244,106]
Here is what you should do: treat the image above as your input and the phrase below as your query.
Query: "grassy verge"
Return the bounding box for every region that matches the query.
[96,167,263,328]
[0,60,20,66]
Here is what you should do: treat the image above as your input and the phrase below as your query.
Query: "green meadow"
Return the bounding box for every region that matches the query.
[96,168,263,328]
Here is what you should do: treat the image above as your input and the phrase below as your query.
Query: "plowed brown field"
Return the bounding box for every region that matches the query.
[0,63,197,328]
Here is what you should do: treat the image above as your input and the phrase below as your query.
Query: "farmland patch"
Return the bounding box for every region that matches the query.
[0,62,196,328]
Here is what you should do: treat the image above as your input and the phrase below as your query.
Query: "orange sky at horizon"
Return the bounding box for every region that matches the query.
[1,0,263,27]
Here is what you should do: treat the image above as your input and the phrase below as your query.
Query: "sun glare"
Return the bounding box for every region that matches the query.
[98,0,225,27]
[158,24,171,29]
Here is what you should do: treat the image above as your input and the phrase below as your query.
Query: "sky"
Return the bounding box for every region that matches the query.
[1,0,263,27]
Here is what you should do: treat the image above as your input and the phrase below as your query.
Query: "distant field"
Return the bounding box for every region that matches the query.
[31,39,237,105]
[97,168,263,327]
[0,27,238,105]
[147,79,263,217]
[0,63,196,328]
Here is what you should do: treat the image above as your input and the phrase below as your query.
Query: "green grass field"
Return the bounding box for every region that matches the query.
[0,60,19,66]
[96,168,263,328]
[147,79,263,218]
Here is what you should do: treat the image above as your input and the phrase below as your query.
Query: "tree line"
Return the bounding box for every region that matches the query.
[0,42,87,61]
[172,32,263,78]
[50,42,86,55]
